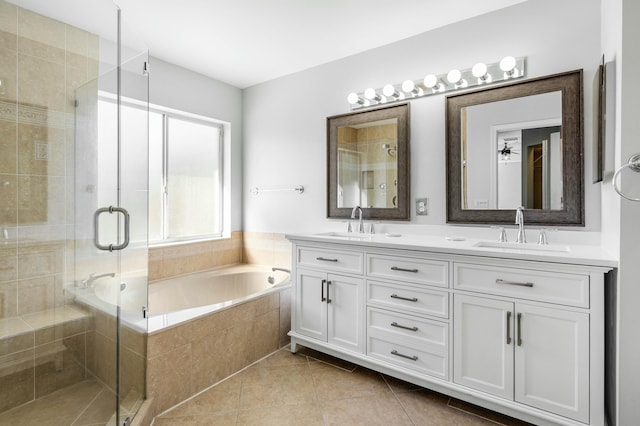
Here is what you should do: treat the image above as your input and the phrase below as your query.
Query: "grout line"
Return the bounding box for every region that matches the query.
[304,351,328,426]
[381,374,417,426]
[447,401,509,425]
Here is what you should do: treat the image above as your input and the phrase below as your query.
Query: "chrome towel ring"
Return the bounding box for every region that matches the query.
[613,153,640,201]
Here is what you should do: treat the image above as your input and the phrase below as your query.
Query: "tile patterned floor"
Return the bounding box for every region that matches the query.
[154,346,532,426]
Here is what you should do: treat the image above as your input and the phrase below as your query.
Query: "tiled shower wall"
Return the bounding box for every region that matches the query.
[0,1,100,413]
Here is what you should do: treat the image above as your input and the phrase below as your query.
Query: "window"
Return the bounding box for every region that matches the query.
[98,95,225,245]
[149,113,224,243]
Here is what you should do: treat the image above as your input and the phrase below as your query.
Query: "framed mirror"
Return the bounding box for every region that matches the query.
[328,103,410,220]
[446,70,584,226]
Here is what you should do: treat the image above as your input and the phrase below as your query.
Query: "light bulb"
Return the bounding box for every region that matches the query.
[363,88,375,100]
[447,69,467,88]
[382,84,394,97]
[423,74,443,92]
[472,63,487,78]
[499,56,516,72]
[472,62,491,84]
[347,92,361,104]
[382,84,404,100]
[401,80,422,96]
[364,88,380,101]
[500,56,518,77]
[447,69,462,84]
[401,80,415,93]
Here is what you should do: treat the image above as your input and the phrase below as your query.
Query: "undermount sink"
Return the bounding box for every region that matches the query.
[473,241,570,253]
[316,232,373,240]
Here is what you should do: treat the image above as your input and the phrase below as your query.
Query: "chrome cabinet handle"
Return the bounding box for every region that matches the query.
[391,350,418,361]
[326,280,332,304]
[496,278,534,288]
[517,313,523,346]
[390,294,418,302]
[506,311,512,345]
[316,257,338,262]
[391,322,418,332]
[94,206,130,251]
[321,279,326,302]
[390,266,419,273]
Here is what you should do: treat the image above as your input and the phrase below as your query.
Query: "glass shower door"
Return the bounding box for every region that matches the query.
[74,10,150,426]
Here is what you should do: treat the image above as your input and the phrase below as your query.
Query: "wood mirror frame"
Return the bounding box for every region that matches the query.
[327,102,410,220]
[446,70,584,226]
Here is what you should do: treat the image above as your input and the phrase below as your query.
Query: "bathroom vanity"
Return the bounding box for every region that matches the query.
[286,232,615,426]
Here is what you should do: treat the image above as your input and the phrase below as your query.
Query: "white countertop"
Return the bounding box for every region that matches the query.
[286,232,618,269]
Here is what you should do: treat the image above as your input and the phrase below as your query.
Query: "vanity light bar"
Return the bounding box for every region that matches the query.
[347,56,526,110]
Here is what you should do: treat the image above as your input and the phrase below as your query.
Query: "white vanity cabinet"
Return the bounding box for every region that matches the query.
[453,261,591,423]
[453,295,589,422]
[287,235,614,426]
[293,246,365,353]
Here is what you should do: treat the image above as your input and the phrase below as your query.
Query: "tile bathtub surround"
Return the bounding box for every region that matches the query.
[148,231,292,282]
[242,232,291,269]
[153,346,531,426]
[148,232,243,281]
[145,289,290,419]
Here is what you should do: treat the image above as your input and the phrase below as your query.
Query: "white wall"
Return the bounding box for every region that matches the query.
[149,58,243,232]
[242,0,602,236]
[601,0,640,423]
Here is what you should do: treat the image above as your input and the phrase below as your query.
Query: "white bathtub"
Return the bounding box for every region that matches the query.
[69,264,291,333]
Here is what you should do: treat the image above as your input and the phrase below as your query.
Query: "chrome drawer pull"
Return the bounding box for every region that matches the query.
[390,266,419,273]
[391,350,418,361]
[316,257,338,262]
[390,294,418,302]
[506,311,512,345]
[496,278,534,288]
[391,322,418,332]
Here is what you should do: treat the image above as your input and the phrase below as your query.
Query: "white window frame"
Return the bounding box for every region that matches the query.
[98,92,229,246]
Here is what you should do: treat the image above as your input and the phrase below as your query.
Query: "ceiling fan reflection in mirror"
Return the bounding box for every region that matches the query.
[498,137,520,161]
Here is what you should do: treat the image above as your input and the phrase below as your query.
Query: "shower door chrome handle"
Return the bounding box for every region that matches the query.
[94,206,130,251]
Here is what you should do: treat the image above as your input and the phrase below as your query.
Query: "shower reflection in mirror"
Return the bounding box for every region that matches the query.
[336,119,398,209]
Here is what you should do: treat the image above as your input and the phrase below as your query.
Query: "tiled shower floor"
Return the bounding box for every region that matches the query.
[0,380,116,425]
[153,346,532,426]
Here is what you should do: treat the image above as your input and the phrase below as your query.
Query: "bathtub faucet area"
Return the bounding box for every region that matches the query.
[271,267,291,274]
[78,272,115,288]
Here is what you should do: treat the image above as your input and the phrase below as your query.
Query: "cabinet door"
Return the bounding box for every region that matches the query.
[327,274,364,353]
[454,294,514,399]
[295,269,327,341]
[514,303,589,423]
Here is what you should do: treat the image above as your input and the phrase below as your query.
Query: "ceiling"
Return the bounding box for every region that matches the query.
[11,0,526,88]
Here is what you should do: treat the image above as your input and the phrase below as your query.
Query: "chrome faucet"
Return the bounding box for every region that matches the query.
[80,272,115,288]
[271,267,291,274]
[350,206,364,233]
[515,206,526,243]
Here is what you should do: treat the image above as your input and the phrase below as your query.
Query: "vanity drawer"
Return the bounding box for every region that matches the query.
[367,280,448,318]
[297,246,363,274]
[367,307,448,351]
[368,336,448,380]
[453,263,589,308]
[367,254,448,288]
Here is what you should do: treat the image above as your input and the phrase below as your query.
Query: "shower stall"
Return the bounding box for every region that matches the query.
[0,1,149,424]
